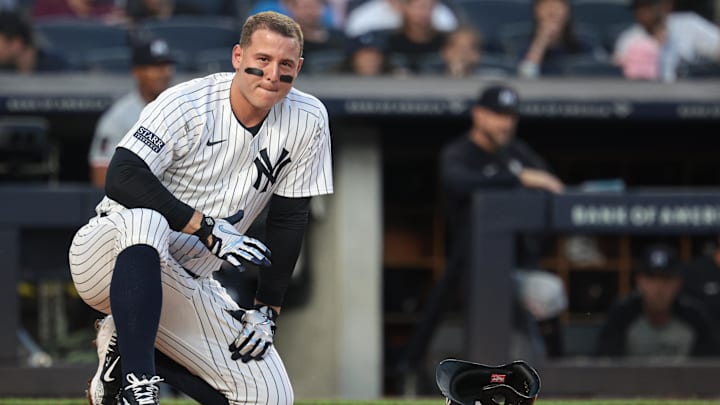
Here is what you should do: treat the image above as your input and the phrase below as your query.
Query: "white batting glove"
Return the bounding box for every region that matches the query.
[227,305,277,363]
[195,211,271,269]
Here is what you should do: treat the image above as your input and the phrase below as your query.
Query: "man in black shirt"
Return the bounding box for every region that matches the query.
[441,84,564,271]
[440,84,566,358]
[596,244,720,358]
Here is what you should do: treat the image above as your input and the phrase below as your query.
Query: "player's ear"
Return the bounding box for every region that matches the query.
[296,57,304,75]
[231,44,243,70]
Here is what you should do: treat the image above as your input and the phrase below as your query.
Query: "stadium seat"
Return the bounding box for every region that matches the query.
[678,60,720,79]
[137,16,239,70]
[84,47,193,73]
[195,48,234,74]
[572,0,635,51]
[474,54,517,76]
[34,19,130,69]
[562,56,623,77]
[84,47,131,73]
[449,0,532,53]
[302,49,347,74]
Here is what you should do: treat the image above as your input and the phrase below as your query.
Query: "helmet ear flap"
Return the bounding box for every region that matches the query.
[436,359,541,405]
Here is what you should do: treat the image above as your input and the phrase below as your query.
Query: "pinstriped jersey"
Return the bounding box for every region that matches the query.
[94,72,333,276]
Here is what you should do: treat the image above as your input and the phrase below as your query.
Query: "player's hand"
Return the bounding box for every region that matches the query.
[227,305,277,362]
[519,168,565,194]
[195,212,271,269]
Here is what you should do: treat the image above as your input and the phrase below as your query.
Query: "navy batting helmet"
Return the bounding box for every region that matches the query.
[436,359,540,405]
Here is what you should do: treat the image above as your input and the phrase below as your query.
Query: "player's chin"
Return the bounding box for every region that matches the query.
[255,91,288,108]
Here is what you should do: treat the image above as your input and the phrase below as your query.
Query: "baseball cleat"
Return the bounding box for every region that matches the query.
[87,316,122,405]
[119,373,163,405]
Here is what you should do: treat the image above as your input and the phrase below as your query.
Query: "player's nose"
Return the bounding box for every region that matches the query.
[265,63,280,83]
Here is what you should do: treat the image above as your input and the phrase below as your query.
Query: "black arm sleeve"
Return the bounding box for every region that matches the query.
[255,194,311,307]
[105,147,195,231]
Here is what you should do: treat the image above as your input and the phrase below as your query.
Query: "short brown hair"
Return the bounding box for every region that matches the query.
[239,11,304,57]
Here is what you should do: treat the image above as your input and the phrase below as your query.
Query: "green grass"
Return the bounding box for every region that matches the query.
[2,400,720,405]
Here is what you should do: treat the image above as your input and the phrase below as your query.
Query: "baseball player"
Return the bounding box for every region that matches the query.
[88,37,175,188]
[69,11,333,405]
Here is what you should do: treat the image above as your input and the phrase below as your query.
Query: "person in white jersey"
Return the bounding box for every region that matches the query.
[88,37,175,187]
[69,11,333,405]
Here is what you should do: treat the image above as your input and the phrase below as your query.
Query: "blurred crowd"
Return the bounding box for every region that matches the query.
[0,0,719,81]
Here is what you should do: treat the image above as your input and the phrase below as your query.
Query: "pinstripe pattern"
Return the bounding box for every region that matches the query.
[69,72,331,404]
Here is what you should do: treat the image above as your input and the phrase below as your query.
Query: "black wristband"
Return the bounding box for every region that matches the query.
[254,304,279,322]
[194,215,215,246]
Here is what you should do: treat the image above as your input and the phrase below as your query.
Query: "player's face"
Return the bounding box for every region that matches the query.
[0,34,23,65]
[473,107,517,150]
[636,273,682,314]
[634,3,666,32]
[133,63,174,102]
[535,0,569,27]
[232,29,303,112]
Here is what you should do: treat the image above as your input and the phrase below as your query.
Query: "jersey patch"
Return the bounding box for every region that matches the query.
[133,126,165,153]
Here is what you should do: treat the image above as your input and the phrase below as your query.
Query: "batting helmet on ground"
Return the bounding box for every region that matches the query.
[435,359,540,405]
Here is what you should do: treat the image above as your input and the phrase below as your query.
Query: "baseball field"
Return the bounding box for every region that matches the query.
[2,400,720,404]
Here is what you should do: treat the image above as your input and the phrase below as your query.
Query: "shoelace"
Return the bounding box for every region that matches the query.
[124,374,164,404]
[107,334,118,353]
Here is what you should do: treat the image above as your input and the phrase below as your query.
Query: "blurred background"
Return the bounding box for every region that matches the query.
[1,0,720,401]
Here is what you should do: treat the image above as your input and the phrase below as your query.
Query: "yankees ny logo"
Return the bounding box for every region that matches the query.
[254,148,291,192]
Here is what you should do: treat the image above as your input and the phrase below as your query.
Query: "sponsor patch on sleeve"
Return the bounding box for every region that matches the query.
[132,126,165,153]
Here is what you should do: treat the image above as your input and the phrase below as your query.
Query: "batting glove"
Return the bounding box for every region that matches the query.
[227,305,278,362]
[194,211,271,269]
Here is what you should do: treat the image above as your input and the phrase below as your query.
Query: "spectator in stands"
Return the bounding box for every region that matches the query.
[344,0,457,38]
[285,0,347,58]
[518,0,607,78]
[0,11,71,73]
[682,237,720,324]
[614,0,720,81]
[440,84,567,359]
[88,38,175,187]
[439,26,482,77]
[596,244,720,358]
[32,0,120,21]
[340,31,393,75]
[429,27,514,77]
[380,0,449,74]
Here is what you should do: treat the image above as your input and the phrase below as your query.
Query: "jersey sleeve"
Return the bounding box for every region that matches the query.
[274,103,334,198]
[115,95,184,176]
[88,112,123,167]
